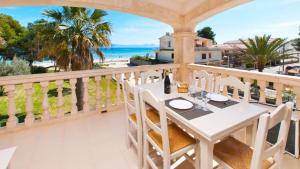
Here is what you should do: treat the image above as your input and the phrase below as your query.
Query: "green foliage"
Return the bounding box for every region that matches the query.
[31,66,48,74]
[240,35,286,72]
[0,57,30,76]
[197,27,216,43]
[43,7,112,71]
[93,63,109,69]
[293,38,300,52]
[0,14,26,60]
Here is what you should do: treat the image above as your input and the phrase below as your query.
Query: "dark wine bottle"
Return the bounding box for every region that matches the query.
[164,73,171,94]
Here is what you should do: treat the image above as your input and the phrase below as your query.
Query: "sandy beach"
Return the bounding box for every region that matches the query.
[33,58,130,68]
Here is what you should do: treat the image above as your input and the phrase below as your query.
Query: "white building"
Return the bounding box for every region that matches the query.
[157,33,223,65]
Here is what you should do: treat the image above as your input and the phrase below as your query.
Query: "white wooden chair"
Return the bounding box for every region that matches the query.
[192,70,214,92]
[215,76,251,102]
[122,80,160,169]
[140,89,196,169]
[0,147,16,169]
[213,104,292,169]
[140,70,163,84]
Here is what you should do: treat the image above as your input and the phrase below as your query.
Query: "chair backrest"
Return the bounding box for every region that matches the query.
[192,70,213,92]
[140,89,170,155]
[215,76,250,102]
[122,80,142,126]
[250,104,292,169]
[140,70,163,84]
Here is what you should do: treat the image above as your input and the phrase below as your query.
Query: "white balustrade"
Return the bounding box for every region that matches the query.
[40,81,50,120]
[5,85,17,128]
[69,79,78,115]
[24,83,34,125]
[0,64,179,131]
[56,80,64,118]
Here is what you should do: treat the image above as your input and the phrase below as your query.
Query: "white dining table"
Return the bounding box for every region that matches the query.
[138,82,269,169]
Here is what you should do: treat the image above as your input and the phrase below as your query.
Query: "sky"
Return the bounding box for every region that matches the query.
[0,0,300,45]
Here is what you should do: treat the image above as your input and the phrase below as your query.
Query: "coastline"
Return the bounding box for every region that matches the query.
[32,58,130,68]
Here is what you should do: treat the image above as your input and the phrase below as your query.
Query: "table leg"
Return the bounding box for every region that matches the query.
[195,141,200,169]
[200,139,214,169]
[246,120,257,146]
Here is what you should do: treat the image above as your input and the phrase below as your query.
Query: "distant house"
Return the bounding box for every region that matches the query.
[219,39,300,59]
[157,33,223,65]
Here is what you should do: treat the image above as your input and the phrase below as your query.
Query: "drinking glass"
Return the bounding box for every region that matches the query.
[202,91,210,111]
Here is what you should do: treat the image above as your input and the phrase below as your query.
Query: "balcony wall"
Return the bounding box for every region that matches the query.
[188,64,300,109]
[0,64,179,134]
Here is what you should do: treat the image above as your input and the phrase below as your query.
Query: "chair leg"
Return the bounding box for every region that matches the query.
[126,120,130,148]
[144,139,149,169]
[295,120,299,158]
[163,154,170,169]
[137,130,143,169]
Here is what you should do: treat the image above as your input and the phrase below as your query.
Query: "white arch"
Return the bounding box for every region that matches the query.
[0,0,251,30]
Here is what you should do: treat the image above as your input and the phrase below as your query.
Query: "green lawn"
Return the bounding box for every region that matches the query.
[0,78,118,126]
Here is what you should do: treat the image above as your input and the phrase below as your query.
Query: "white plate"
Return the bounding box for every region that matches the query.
[169,99,193,110]
[207,93,228,102]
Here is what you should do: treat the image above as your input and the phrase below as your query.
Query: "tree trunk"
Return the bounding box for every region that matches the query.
[282,58,285,72]
[258,64,264,72]
[76,78,84,111]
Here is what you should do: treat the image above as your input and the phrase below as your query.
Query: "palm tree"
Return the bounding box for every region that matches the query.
[240,35,286,72]
[43,7,112,110]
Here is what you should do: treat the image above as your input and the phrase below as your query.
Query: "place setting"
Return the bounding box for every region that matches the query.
[165,96,214,120]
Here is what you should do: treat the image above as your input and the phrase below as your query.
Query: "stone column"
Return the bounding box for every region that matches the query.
[173,31,195,83]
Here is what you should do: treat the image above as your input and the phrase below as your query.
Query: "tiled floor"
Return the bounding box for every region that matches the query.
[0,109,299,169]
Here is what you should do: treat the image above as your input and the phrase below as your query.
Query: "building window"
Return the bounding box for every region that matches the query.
[171,53,174,59]
[168,41,171,48]
[209,53,212,59]
[202,53,207,59]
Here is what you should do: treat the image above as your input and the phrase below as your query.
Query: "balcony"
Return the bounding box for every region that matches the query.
[0,63,300,168]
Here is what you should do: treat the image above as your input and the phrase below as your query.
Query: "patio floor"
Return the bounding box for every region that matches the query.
[0,108,299,169]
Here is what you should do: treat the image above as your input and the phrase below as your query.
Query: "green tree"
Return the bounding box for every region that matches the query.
[293,38,300,52]
[0,14,26,61]
[240,35,286,72]
[0,29,6,49]
[293,29,300,51]
[197,27,216,43]
[43,7,112,110]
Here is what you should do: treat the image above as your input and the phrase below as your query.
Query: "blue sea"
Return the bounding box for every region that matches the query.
[93,47,159,60]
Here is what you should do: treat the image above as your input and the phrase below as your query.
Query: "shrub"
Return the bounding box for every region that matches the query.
[10,57,31,76]
[31,66,48,74]
[0,57,31,76]
[0,57,31,96]
[93,63,109,69]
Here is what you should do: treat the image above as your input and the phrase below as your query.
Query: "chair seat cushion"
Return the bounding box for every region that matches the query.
[129,108,160,124]
[148,123,195,153]
[214,136,275,169]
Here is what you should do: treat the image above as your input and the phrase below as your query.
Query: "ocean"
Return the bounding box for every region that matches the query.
[94,47,159,60]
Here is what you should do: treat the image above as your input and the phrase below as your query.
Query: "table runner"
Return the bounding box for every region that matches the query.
[165,97,213,120]
[190,92,239,109]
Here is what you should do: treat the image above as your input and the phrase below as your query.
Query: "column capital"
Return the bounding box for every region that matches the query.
[173,31,196,38]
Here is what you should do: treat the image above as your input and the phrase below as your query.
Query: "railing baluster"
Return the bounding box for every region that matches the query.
[125,72,131,81]
[134,71,140,85]
[115,74,122,106]
[95,76,101,113]
[258,80,266,104]
[294,86,300,110]
[106,75,112,110]
[24,83,34,125]
[69,79,78,115]
[40,81,50,120]
[82,77,89,113]
[6,85,17,128]
[274,83,283,105]
[56,80,64,118]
